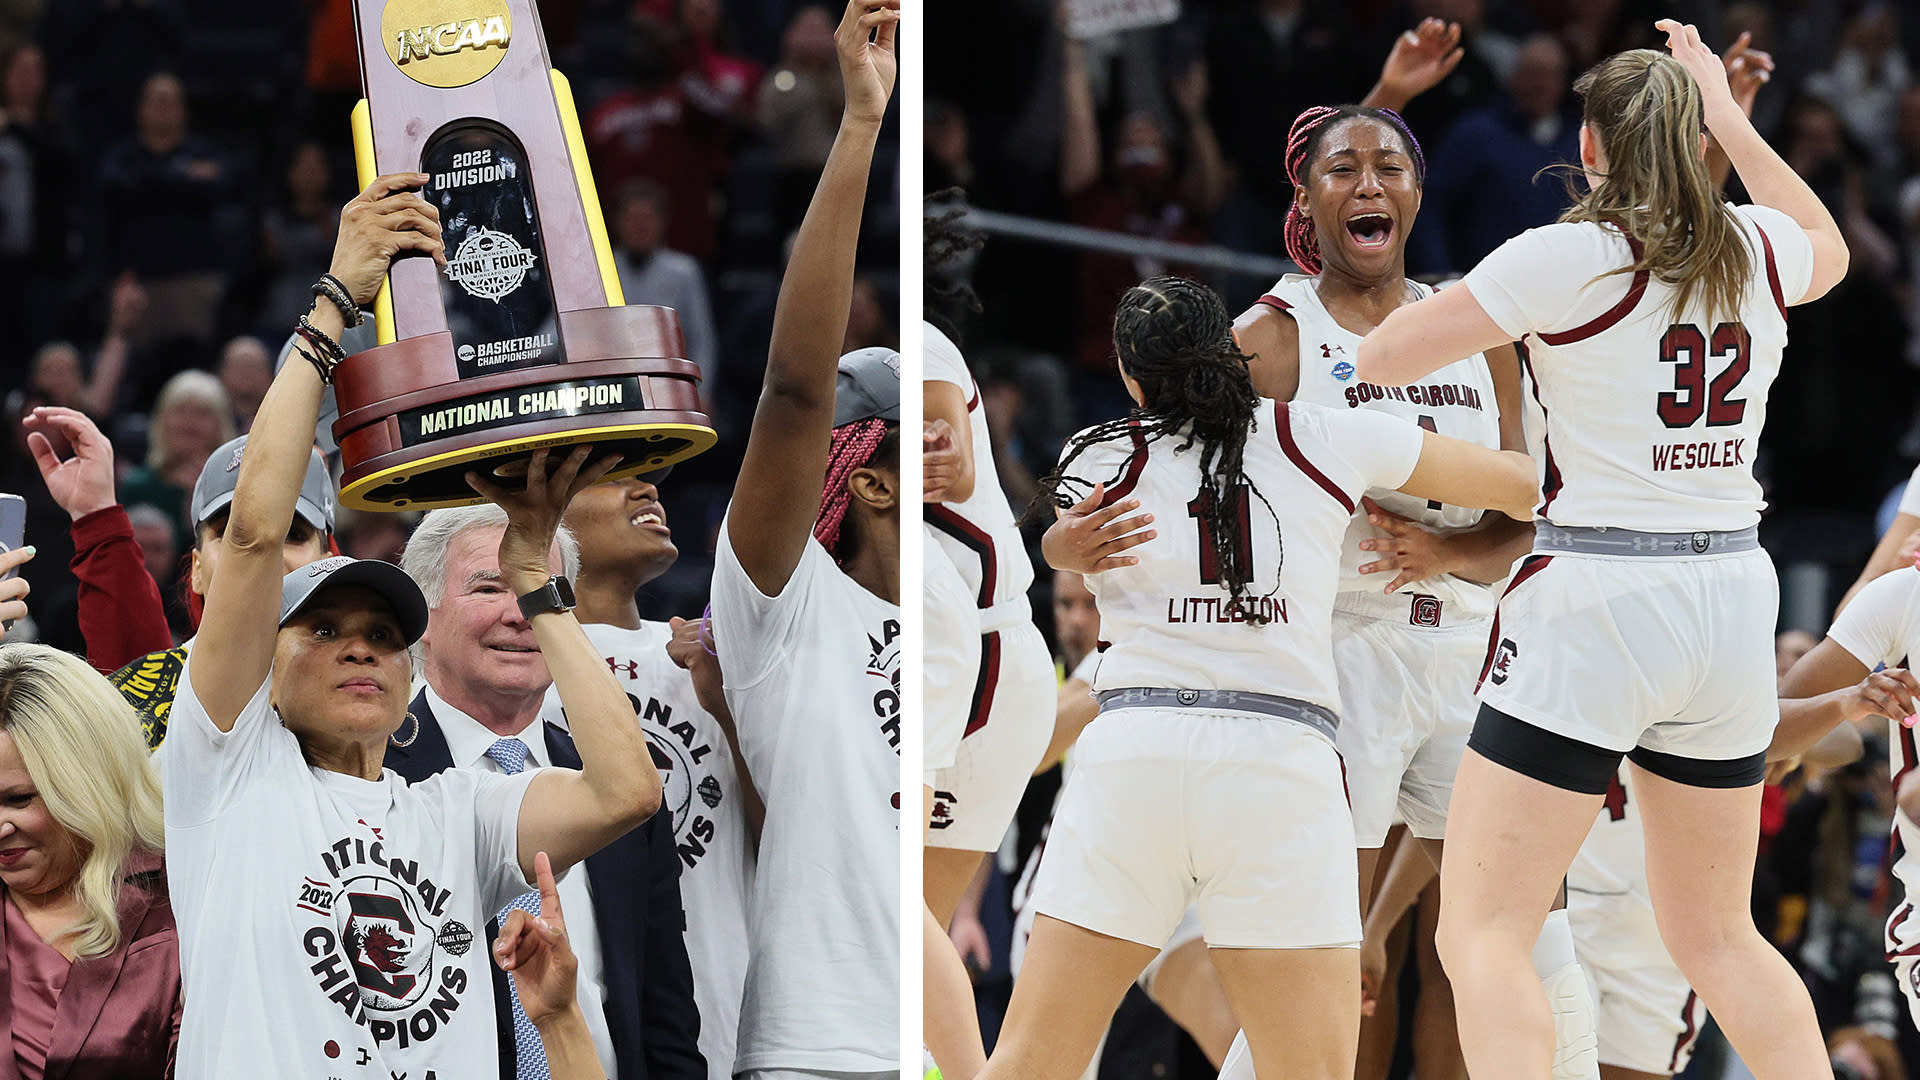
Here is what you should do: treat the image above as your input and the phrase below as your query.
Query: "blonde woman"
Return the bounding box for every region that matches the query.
[0,642,176,1078]
[1355,21,1849,1080]
[121,369,235,553]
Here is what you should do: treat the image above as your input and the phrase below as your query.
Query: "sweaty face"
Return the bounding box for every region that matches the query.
[0,732,84,901]
[1052,570,1100,671]
[420,526,564,700]
[562,478,677,587]
[1300,118,1421,281]
[272,585,413,744]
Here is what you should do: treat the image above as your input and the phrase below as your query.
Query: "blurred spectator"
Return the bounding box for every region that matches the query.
[1061,36,1223,373]
[124,501,177,592]
[27,342,83,410]
[93,72,233,354]
[1776,628,1819,679]
[259,141,341,329]
[926,100,971,192]
[1411,34,1580,277]
[0,41,62,378]
[844,275,895,354]
[756,5,841,173]
[613,180,718,393]
[335,507,413,564]
[1807,7,1911,172]
[677,0,764,129]
[216,335,270,433]
[118,369,231,555]
[586,14,722,262]
[1830,1023,1909,1080]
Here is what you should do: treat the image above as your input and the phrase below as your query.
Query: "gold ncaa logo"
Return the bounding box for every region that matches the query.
[381,0,512,89]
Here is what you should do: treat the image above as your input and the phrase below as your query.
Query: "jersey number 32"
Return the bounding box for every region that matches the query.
[1657,322,1750,429]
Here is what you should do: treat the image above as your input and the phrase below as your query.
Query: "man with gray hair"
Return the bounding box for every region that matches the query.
[393,502,704,1080]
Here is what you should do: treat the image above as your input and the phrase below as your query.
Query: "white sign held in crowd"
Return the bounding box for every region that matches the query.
[1068,0,1178,40]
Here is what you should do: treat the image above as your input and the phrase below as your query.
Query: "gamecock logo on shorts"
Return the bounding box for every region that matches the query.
[1489,638,1518,686]
[1409,595,1442,628]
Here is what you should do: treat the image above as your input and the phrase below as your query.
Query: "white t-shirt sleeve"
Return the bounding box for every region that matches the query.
[710,513,820,690]
[1461,222,1619,340]
[463,767,541,909]
[1739,203,1816,307]
[160,659,292,828]
[1827,568,1920,672]
[1295,404,1424,497]
[1900,462,1920,520]
[923,323,973,391]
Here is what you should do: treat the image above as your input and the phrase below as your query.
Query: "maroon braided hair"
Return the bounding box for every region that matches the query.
[1283,104,1427,275]
[814,418,892,564]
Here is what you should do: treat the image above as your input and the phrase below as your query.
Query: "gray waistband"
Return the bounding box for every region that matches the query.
[1095,687,1338,741]
[1533,521,1759,557]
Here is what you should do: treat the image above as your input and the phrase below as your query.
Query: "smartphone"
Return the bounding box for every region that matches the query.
[0,493,23,632]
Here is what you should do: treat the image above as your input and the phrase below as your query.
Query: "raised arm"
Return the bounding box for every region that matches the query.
[1362,18,1465,113]
[1659,19,1847,302]
[495,851,603,1080]
[24,406,172,669]
[191,174,444,730]
[472,448,662,880]
[1396,432,1537,521]
[1705,31,1773,190]
[727,0,898,596]
[1774,638,1920,760]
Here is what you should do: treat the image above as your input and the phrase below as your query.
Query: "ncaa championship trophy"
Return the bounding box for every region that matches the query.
[333,0,716,510]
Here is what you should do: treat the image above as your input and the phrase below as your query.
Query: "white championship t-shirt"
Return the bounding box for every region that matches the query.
[1065,400,1423,712]
[924,322,1036,631]
[1266,274,1503,614]
[162,661,535,1080]
[1462,204,1815,532]
[539,621,753,1080]
[709,519,901,1073]
[1822,566,1920,959]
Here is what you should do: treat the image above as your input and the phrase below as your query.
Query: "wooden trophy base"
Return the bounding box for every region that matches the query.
[332,304,715,512]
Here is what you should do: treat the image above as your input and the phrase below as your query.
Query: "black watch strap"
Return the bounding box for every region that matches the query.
[516,576,576,620]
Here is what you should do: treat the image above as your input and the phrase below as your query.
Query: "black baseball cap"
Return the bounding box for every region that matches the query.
[833,348,901,428]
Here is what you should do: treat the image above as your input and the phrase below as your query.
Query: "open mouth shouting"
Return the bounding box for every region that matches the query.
[1345,212,1394,250]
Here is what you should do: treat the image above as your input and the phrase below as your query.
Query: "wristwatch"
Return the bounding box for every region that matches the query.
[516,576,576,620]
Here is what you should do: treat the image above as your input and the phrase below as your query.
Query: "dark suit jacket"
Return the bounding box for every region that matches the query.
[390,690,705,1080]
[0,856,180,1080]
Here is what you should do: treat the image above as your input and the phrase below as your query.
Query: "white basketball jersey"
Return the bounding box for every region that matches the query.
[1063,400,1423,714]
[924,322,1035,631]
[1822,567,1920,963]
[1460,205,1815,532]
[1266,275,1502,609]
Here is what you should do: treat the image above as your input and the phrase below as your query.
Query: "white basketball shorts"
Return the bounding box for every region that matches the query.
[1029,706,1360,950]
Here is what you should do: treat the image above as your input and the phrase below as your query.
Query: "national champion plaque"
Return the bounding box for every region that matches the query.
[333,0,716,511]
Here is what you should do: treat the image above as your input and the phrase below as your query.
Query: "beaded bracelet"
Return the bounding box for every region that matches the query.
[311,274,364,327]
[292,341,335,385]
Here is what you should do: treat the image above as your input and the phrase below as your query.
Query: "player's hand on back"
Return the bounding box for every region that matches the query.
[1356,497,1455,593]
[1841,667,1920,727]
[1041,483,1156,575]
[924,419,963,503]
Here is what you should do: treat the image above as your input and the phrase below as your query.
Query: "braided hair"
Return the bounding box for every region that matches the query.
[925,188,984,346]
[815,419,900,565]
[1036,276,1280,625]
[1283,105,1426,275]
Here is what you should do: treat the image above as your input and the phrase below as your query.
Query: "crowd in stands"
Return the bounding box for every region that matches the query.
[928,1,1920,1076]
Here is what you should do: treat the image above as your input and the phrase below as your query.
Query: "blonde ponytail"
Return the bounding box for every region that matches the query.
[1560,49,1751,324]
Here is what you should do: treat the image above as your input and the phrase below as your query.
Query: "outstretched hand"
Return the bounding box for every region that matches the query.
[837,0,899,126]
[1722,30,1774,117]
[466,447,623,594]
[23,407,116,521]
[493,851,577,1025]
[327,173,449,306]
[1378,18,1464,105]
[1041,483,1157,575]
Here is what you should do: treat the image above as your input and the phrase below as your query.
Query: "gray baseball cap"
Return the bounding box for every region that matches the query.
[833,348,901,427]
[279,556,429,646]
[193,436,336,533]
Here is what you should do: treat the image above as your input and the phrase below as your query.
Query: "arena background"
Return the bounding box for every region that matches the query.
[0,0,899,647]
[927,1,1920,1076]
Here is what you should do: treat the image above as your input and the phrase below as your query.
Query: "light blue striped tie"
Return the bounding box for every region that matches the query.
[485,737,552,1080]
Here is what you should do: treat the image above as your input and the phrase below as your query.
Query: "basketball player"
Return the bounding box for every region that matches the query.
[704,2,900,1076]
[980,274,1537,1080]
[1353,22,1849,1078]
